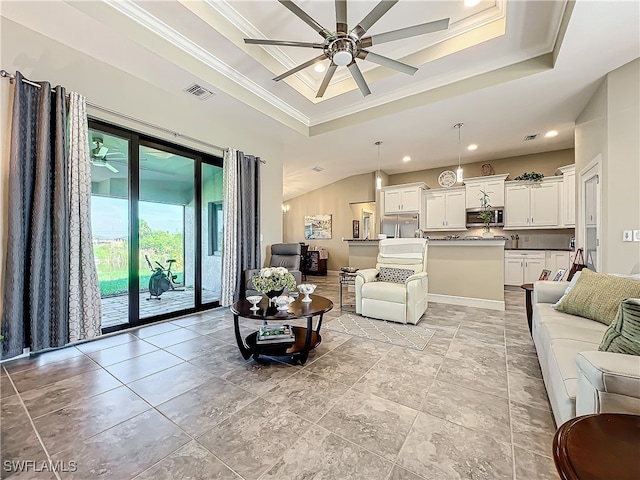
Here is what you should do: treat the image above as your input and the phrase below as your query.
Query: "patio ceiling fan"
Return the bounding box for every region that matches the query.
[90,137,119,173]
[244,0,449,97]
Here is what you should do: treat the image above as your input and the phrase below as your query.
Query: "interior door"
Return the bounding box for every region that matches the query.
[580,158,601,271]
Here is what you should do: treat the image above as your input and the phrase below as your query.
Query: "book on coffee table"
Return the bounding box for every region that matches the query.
[256,324,295,344]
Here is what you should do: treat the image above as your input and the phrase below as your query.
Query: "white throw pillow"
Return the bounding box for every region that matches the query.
[553,270,582,308]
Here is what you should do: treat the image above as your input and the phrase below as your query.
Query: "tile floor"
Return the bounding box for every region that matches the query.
[0,274,558,479]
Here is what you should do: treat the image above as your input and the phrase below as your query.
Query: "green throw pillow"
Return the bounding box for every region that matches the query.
[555,269,640,325]
[599,298,640,356]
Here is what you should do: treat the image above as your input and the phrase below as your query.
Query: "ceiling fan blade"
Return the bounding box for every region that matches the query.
[105,162,119,173]
[358,50,418,75]
[316,63,338,98]
[96,146,108,158]
[350,0,398,40]
[244,39,324,49]
[335,0,347,34]
[273,54,328,81]
[347,62,371,97]
[278,0,332,39]
[362,18,450,47]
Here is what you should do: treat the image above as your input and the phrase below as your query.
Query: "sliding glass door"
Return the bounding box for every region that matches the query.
[138,143,195,319]
[90,129,131,329]
[201,163,224,304]
[89,121,222,332]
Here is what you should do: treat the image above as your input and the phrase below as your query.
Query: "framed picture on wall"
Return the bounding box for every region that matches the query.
[352,220,359,239]
[304,214,332,239]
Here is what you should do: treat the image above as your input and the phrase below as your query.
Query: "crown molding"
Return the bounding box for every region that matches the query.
[104,0,310,127]
[203,0,319,92]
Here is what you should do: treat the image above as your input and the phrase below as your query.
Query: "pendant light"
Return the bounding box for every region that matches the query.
[375,141,382,190]
[454,123,464,183]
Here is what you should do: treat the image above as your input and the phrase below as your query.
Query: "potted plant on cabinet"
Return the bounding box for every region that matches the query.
[478,190,494,238]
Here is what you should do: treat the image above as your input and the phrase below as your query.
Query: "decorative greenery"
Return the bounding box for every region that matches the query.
[93,218,185,297]
[515,172,544,182]
[478,190,493,231]
[252,267,297,294]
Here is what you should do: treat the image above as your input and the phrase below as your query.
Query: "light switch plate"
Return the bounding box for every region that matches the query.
[623,231,632,242]
[634,230,640,242]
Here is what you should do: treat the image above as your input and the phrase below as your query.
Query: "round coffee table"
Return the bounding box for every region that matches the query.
[231,294,333,365]
[553,413,640,480]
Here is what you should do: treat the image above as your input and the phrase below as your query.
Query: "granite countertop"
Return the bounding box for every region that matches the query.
[505,247,573,251]
[344,238,380,242]
[429,236,507,241]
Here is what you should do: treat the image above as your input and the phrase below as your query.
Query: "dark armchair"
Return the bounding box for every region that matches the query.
[244,243,303,298]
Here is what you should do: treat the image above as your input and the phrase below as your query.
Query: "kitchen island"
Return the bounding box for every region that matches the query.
[345,237,506,311]
[428,238,505,311]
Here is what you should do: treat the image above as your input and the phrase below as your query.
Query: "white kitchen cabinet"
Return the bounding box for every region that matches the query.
[382,183,426,214]
[464,174,508,209]
[425,187,466,230]
[557,164,576,227]
[504,250,572,285]
[546,251,571,280]
[504,178,561,228]
[504,251,546,286]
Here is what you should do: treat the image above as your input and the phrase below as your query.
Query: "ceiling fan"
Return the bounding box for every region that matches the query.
[244,0,449,98]
[90,137,119,173]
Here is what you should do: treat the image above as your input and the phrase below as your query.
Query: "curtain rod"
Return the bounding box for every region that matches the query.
[1,69,266,163]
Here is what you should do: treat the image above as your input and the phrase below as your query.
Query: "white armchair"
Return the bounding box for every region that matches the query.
[355,238,428,324]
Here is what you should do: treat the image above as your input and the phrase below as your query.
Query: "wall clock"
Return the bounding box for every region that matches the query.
[438,170,456,188]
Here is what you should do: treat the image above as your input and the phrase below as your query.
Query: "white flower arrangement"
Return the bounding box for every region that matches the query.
[252,267,297,293]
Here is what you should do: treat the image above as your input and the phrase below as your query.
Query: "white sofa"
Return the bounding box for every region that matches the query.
[532,280,640,426]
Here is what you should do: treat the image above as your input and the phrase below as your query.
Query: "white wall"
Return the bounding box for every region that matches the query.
[0,18,287,312]
[575,58,640,274]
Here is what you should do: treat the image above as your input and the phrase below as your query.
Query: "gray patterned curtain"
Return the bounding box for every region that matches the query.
[68,92,102,342]
[1,72,69,359]
[236,151,261,299]
[220,149,261,305]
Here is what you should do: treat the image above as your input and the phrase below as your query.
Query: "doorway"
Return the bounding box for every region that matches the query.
[579,155,602,271]
[89,121,223,332]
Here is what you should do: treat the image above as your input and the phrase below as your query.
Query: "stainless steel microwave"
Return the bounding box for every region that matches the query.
[466,208,504,227]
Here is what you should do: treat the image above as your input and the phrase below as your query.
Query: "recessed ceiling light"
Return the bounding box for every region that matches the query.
[314,64,326,73]
[464,0,481,7]
[402,155,411,162]
[545,130,558,138]
[467,144,478,151]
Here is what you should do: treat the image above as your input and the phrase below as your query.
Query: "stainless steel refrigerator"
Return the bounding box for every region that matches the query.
[380,213,420,238]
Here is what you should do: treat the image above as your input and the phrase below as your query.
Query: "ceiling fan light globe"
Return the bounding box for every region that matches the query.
[333,51,352,66]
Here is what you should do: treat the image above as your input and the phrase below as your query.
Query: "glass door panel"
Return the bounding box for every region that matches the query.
[584,174,599,271]
[201,163,224,304]
[138,144,195,319]
[89,129,130,329]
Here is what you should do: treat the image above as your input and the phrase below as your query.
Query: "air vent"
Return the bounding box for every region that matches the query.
[183,83,216,101]
[312,166,324,172]
[523,134,539,141]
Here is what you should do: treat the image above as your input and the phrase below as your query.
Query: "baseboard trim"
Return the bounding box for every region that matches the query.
[428,293,505,311]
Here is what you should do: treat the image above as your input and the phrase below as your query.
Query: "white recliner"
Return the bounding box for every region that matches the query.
[355,238,428,325]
